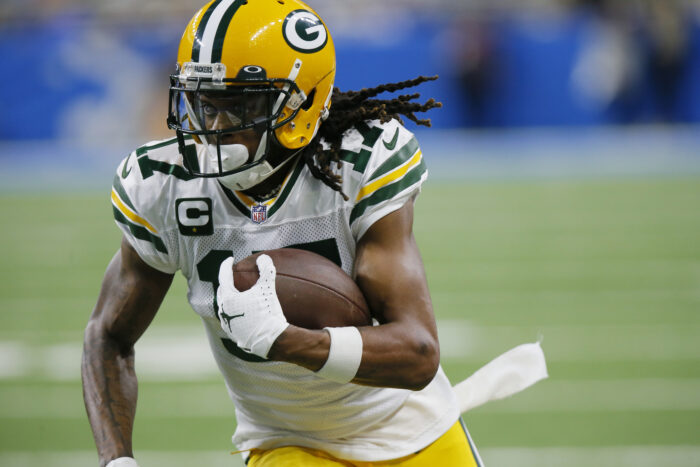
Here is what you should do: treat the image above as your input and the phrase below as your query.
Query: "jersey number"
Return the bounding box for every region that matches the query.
[196,239,341,362]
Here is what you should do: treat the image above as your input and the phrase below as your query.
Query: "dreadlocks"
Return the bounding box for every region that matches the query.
[301,75,442,200]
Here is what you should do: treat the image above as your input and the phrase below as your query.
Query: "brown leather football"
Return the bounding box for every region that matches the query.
[232,248,371,329]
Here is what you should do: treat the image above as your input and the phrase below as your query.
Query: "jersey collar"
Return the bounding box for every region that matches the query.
[220,157,305,221]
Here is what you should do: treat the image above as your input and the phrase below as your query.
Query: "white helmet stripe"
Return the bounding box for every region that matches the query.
[196,0,237,63]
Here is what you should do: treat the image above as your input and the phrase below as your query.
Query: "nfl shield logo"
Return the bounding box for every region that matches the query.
[251,204,267,224]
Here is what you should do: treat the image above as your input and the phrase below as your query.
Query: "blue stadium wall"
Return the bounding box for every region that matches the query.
[3,10,700,140]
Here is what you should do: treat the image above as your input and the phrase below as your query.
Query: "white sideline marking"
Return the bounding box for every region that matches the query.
[3,378,700,419]
[436,320,700,361]
[1,321,699,380]
[43,334,219,381]
[0,342,26,378]
[0,328,219,381]
[2,447,700,467]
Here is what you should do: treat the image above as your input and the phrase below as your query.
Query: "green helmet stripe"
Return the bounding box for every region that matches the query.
[191,0,224,62]
[211,0,247,63]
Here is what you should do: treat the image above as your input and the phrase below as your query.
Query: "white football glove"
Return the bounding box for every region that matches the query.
[217,255,289,359]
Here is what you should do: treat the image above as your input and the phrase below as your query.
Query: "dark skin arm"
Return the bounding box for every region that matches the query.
[269,200,439,390]
[81,237,174,466]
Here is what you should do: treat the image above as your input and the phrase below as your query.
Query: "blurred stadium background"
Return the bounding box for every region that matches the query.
[1,0,699,465]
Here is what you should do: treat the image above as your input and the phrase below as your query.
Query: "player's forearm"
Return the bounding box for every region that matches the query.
[269,322,439,390]
[82,321,138,466]
[354,323,439,390]
[268,325,330,371]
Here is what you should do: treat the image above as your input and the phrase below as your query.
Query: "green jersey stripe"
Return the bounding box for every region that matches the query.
[220,185,251,218]
[349,158,427,225]
[211,0,246,63]
[367,136,420,183]
[112,174,136,212]
[268,159,305,217]
[113,207,168,254]
[192,0,223,62]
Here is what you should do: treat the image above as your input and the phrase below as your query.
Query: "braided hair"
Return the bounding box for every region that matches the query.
[301,75,441,200]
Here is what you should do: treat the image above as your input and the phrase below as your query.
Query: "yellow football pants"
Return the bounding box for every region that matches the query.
[247,419,483,466]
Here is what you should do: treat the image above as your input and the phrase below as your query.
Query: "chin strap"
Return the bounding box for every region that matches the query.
[273,58,303,115]
[221,145,303,192]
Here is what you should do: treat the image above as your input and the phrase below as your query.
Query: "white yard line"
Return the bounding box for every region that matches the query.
[436,320,700,361]
[1,321,699,380]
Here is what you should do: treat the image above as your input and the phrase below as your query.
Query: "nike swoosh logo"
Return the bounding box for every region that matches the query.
[382,128,399,151]
[121,153,132,179]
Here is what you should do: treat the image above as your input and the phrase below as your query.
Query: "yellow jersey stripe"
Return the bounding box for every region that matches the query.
[356,149,422,202]
[235,190,275,208]
[111,189,158,234]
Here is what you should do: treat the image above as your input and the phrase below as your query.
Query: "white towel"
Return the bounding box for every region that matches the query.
[453,342,549,413]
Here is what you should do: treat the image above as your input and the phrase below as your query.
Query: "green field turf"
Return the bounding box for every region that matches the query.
[0,176,699,466]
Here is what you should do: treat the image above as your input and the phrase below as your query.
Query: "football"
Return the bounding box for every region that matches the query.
[232,248,372,329]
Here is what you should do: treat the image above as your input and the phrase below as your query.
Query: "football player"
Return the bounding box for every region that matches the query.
[82,1,484,466]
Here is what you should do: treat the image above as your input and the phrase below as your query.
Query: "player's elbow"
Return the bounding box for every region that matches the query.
[405,335,440,390]
[83,318,104,348]
[83,316,134,358]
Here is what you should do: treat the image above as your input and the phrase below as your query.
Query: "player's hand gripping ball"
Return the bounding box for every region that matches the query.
[217,249,372,358]
[217,254,289,358]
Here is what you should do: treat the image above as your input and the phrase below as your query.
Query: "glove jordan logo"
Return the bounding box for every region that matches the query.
[176,198,213,236]
[283,10,327,53]
[220,310,245,331]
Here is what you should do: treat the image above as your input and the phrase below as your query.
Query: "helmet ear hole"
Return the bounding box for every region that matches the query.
[300,88,316,111]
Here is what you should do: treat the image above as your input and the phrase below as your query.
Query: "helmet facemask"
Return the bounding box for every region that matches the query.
[168,63,306,190]
[170,0,336,190]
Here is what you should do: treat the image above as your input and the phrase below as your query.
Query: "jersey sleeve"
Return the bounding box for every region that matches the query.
[348,121,428,240]
[110,151,179,274]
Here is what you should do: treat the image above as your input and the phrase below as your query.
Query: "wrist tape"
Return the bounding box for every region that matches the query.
[315,326,363,383]
[106,457,139,467]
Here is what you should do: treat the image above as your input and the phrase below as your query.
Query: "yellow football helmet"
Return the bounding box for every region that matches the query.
[167,0,336,189]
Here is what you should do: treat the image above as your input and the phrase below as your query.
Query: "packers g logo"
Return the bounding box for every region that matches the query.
[283,10,328,53]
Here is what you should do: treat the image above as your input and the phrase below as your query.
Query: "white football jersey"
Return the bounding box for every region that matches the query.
[111,119,459,461]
